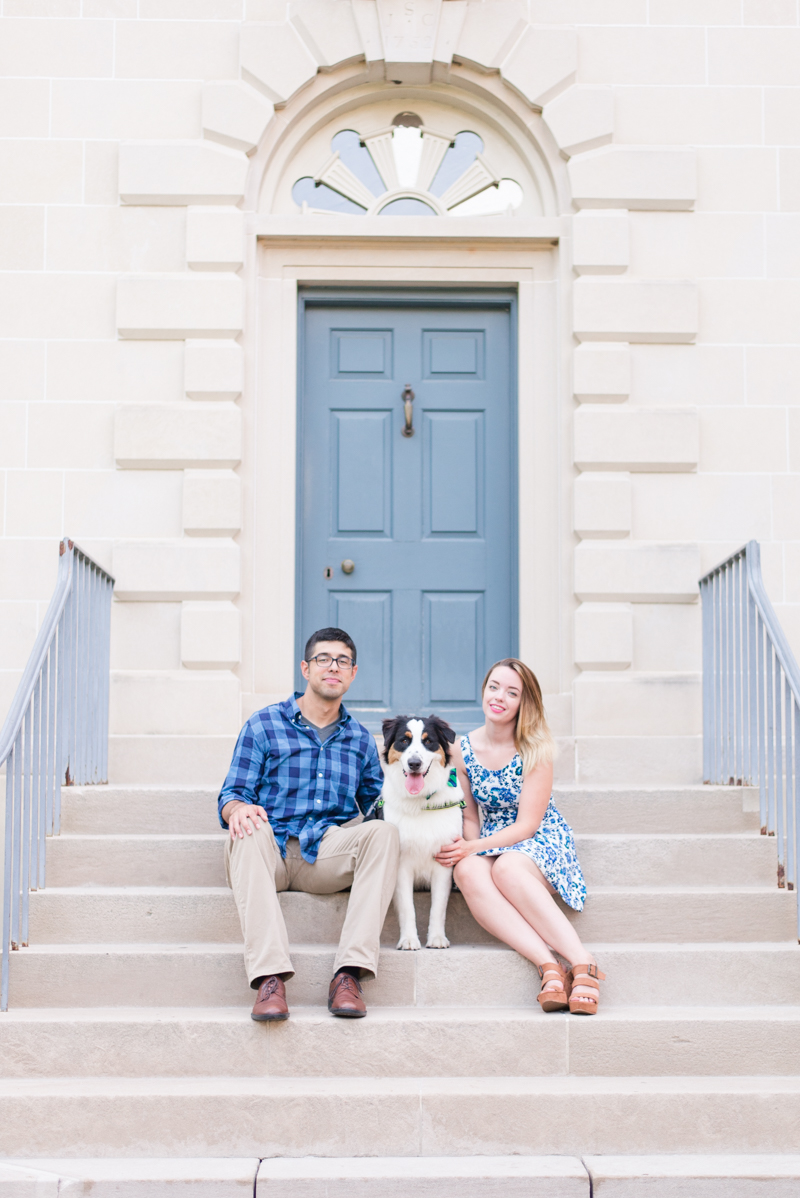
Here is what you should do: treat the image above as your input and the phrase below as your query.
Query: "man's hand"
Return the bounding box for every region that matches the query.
[223,800,270,840]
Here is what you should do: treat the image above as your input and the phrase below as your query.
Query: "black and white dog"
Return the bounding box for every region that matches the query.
[380,715,464,951]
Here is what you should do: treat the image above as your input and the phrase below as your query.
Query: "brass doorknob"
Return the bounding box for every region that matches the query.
[341,559,355,575]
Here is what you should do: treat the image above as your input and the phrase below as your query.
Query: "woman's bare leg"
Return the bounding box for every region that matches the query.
[454,855,562,989]
[490,851,597,1000]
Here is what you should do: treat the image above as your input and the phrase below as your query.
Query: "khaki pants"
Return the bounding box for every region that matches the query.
[224,816,399,986]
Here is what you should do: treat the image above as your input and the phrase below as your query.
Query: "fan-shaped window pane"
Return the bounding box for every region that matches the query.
[450,179,524,216]
[330,130,384,197]
[392,125,424,188]
[429,131,484,198]
[292,176,365,215]
[378,197,436,216]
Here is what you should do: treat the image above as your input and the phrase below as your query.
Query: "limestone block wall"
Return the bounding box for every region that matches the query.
[563,2,800,782]
[0,0,798,786]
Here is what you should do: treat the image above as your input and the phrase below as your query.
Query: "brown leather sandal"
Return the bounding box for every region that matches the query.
[536,960,571,1012]
[567,963,605,1015]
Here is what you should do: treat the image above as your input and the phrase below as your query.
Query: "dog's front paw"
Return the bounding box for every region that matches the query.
[426,933,451,950]
[397,934,422,951]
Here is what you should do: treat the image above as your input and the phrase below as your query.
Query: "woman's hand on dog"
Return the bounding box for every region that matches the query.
[435,836,476,868]
[222,800,271,840]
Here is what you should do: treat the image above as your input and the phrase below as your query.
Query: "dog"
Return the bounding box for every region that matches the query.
[379,715,464,951]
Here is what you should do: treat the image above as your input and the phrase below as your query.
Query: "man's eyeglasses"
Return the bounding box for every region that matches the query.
[307,653,355,671]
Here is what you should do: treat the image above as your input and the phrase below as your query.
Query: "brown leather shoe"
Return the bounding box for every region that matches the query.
[251,975,289,1022]
[328,971,367,1018]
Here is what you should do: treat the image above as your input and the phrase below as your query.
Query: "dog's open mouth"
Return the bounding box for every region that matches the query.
[403,764,431,796]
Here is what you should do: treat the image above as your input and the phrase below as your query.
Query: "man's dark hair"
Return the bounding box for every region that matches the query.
[304,627,357,664]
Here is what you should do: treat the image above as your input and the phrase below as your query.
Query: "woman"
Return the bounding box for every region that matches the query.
[435,658,603,1015]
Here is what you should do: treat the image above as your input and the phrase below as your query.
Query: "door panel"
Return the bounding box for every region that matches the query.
[424,591,483,705]
[328,591,391,706]
[300,300,514,728]
[423,329,485,378]
[332,410,392,535]
[332,329,393,376]
[425,410,482,536]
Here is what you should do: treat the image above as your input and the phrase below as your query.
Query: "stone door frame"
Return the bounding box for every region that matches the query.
[244,226,568,717]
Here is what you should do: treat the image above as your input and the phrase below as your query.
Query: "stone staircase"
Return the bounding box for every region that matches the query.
[1,782,799,1195]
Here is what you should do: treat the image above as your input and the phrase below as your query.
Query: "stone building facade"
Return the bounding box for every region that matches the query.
[1,0,799,787]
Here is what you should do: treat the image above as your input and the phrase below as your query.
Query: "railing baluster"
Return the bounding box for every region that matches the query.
[757,611,767,833]
[29,676,41,894]
[0,538,114,1011]
[38,663,47,891]
[795,699,800,940]
[702,578,711,782]
[101,575,112,784]
[77,555,87,785]
[723,564,729,783]
[91,565,100,785]
[775,658,785,883]
[46,643,55,840]
[2,744,15,1010]
[747,575,756,786]
[20,706,32,948]
[718,572,723,785]
[735,553,743,783]
[11,730,22,950]
[785,682,795,894]
[766,642,775,836]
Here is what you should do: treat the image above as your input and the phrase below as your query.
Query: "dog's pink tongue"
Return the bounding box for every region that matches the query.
[405,773,425,795]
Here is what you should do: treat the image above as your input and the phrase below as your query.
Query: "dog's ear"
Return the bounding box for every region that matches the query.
[426,715,456,764]
[381,716,407,761]
[429,715,456,745]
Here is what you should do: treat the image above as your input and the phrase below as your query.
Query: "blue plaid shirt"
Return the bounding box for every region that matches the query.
[217,694,384,863]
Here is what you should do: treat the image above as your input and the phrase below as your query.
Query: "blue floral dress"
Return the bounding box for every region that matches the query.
[461,735,587,911]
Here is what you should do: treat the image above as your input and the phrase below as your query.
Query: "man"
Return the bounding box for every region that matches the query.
[218,627,398,1022]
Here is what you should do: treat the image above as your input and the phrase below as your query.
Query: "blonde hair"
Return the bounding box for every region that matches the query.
[481,658,555,776]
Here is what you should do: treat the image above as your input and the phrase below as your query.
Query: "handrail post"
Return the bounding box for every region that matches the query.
[702,577,712,783]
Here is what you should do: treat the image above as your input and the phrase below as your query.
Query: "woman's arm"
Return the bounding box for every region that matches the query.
[450,739,481,840]
[435,759,554,866]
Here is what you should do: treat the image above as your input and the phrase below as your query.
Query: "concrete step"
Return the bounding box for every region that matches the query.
[59,785,760,837]
[44,832,777,889]
[4,1154,798,1198]
[553,787,760,834]
[27,886,799,945]
[0,1156,587,1197]
[1,1005,799,1080]
[257,1154,800,1197]
[255,1156,589,1196]
[46,836,228,888]
[0,1158,258,1196]
[583,1155,800,1196]
[0,1075,799,1156]
[578,834,776,887]
[60,789,222,836]
[9,942,800,1009]
[256,1154,800,1197]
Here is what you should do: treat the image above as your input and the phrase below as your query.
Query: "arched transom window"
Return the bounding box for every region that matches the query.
[291,111,524,218]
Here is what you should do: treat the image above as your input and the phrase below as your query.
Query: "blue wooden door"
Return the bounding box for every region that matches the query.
[298,298,515,728]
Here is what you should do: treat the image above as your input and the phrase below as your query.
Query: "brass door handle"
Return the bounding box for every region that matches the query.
[341,559,355,574]
[401,384,415,437]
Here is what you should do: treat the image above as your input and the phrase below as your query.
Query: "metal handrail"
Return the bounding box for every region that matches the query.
[700,540,800,938]
[1,539,114,1011]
